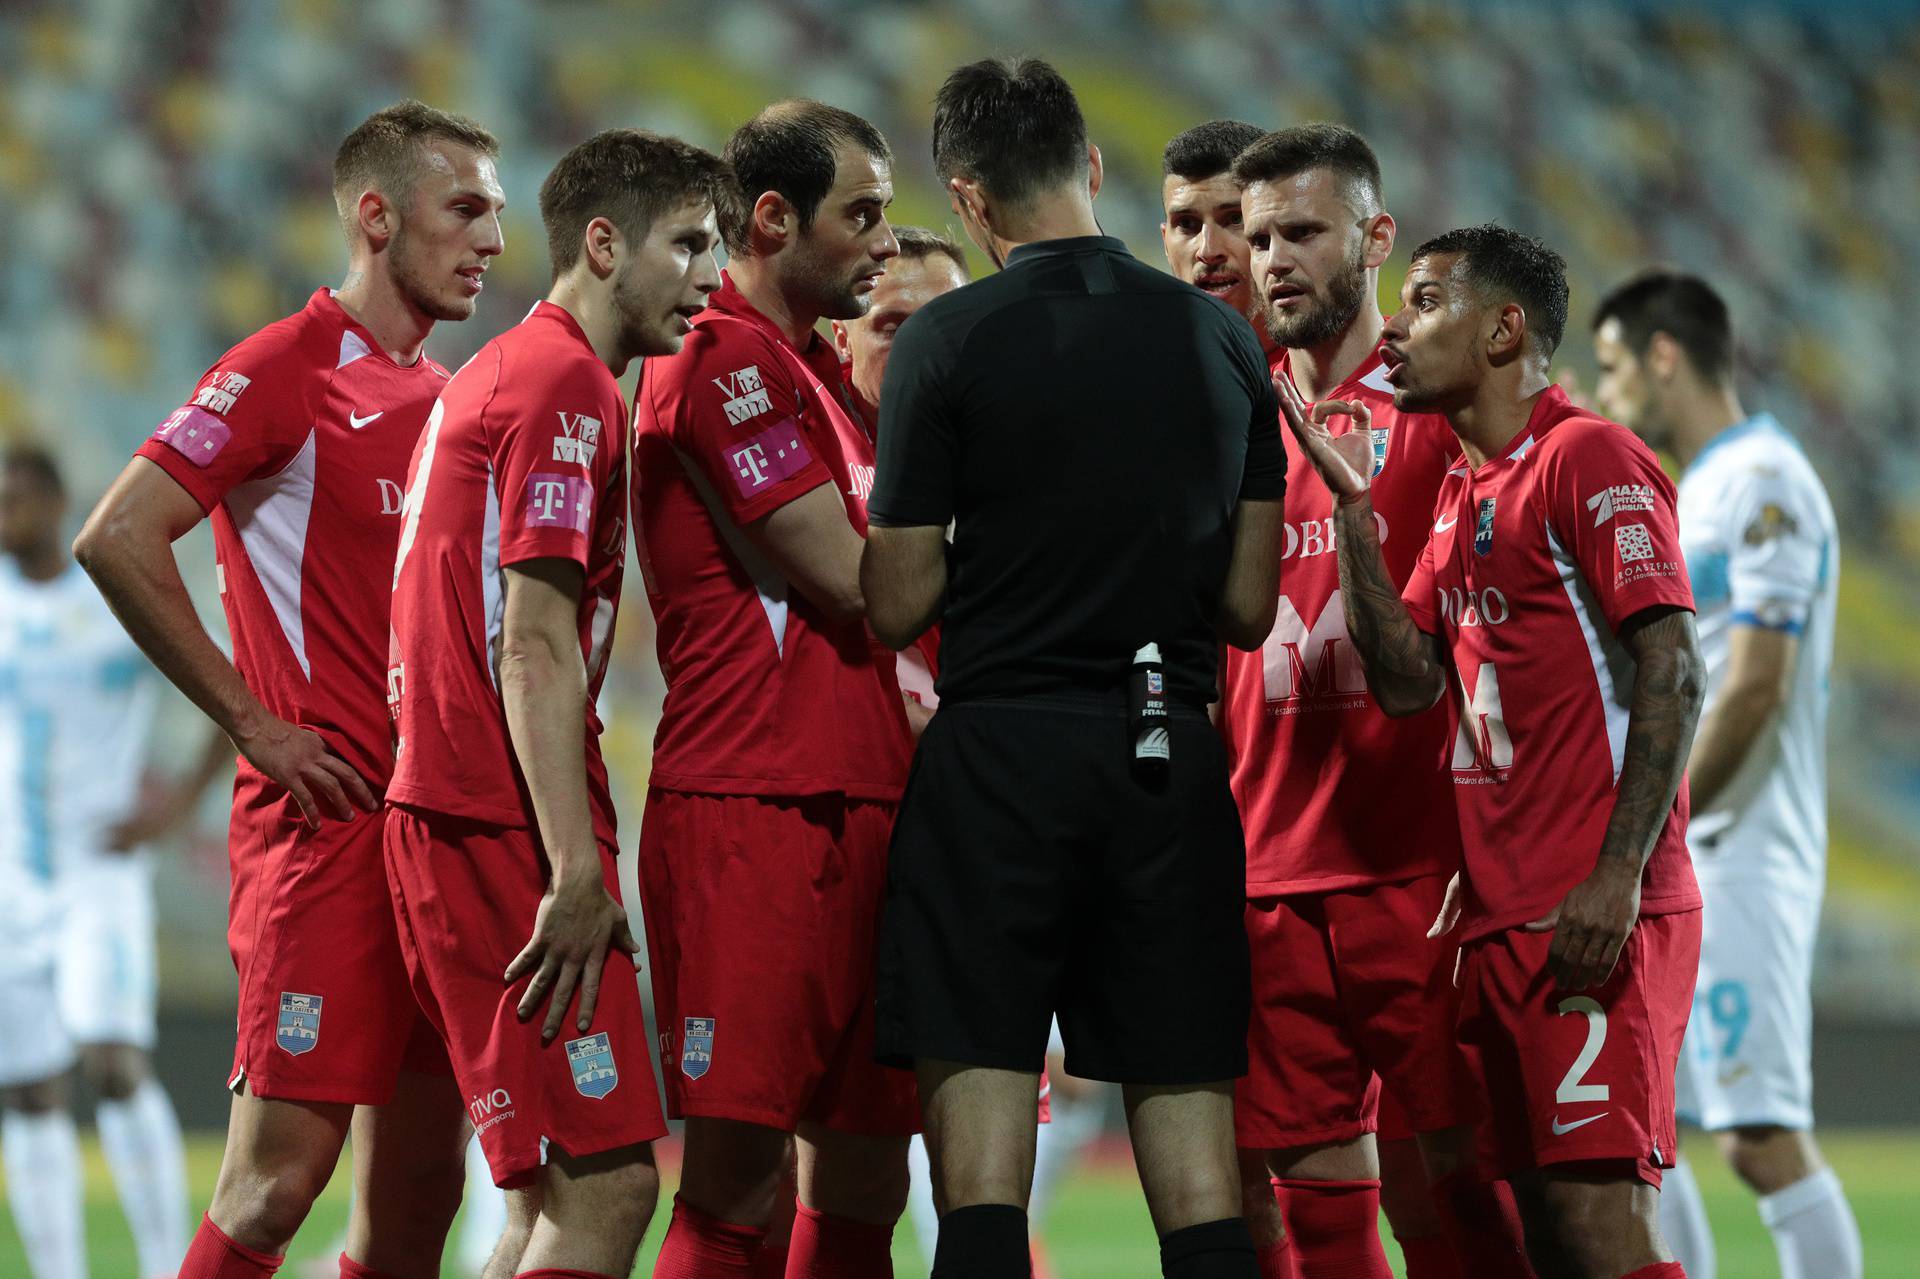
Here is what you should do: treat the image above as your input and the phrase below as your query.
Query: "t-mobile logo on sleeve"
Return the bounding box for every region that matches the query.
[152,406,233,467]
[728,419,812,496]
[525,472,594,533]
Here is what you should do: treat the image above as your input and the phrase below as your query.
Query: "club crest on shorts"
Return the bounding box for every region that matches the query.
[565,1032,618,1099]
[1369,426,1391,477]
[682,1017,715,1080]
[276,992,322,1056]
[1474,497,1497,557]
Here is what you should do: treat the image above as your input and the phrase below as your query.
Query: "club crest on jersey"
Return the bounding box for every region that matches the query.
[1474,498,1497,557]
[566,1032,618,1099]
[1369,427,1391,477]
[276,992,321,1056]
[682,1017,715,1080]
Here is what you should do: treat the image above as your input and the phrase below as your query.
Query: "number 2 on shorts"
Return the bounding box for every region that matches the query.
[1555,995,1610,1104]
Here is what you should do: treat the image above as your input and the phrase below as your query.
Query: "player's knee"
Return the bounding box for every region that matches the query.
[590,1157,661,1244]
[219,1159,334,1241]
[1720,1124,1810,1194]
[82,1050,146,1101]
[1,1076,67,1113]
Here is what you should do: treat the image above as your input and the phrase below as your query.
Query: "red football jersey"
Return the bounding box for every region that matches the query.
[386,302,629,845]
[632,273,912,801]
[136,288,446,788]
[1221,346,1462,894]
[1402,386,1701,940]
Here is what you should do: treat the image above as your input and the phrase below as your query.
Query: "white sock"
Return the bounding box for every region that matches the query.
[1658,1156,1716,1279]
[1758,1166,1863,1279]
[458,1134,507,1275]
[2,1109,87,1279]
[905,1133,941,1268]
[1027,1091,1101,1228]
[95,1079,190,1279]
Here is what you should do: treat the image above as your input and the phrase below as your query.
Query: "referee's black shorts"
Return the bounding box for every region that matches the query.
[874,692,1250,1085]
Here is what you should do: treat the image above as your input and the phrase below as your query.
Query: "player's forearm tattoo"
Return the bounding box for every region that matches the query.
[1601,608,1707,872]
[1334,498,1445,716]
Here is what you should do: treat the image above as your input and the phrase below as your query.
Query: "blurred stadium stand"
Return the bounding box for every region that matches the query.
[2,0,1916,1103]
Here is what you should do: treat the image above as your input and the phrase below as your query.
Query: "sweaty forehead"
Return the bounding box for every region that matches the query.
[1245,167,1363,224]
[833,144,892,196]
[1162,172,1242,218]
[419,144,504,202]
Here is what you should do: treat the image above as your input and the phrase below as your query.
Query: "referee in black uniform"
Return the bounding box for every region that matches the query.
[862,59,1286,1279]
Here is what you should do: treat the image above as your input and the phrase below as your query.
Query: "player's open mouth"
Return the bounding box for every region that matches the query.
[1381,345,1407,381]
[456,267,486,296]
[854,272,884,293]
[1268,283,1308,308]
[1195,273,1240,297]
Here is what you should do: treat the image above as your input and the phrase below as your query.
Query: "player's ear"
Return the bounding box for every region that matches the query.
[356,190,395,250]
[583,216,620,279]
[1363,211,1396,270]
[1086,143,1103,201]
[1487,302,1528,364]
[830,320,852,363]
[1646,331,1685,383]
[749,190,794,252]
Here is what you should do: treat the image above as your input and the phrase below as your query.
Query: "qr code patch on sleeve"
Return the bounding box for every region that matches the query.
[1616,523,1655,563]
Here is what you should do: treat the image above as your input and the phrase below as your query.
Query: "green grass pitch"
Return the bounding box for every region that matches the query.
[2,1129,1912,1276]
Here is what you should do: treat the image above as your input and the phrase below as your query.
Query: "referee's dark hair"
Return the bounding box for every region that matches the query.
[894,225,971,279]
[1592,268,1735,385]
[0,443,65,496]
[1414,223,1570,359]
[1230,123,1383,215]
[933,58,1088,210]
[723,100,892,255]
[1162,120,1265,181]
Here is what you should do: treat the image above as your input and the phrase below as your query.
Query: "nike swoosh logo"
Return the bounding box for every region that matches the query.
[1551,1112,1609,1135]
[1434,515,1458,532]
[348,410,383,430]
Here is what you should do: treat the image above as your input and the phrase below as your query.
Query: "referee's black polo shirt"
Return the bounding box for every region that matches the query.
[868,234,1285,709]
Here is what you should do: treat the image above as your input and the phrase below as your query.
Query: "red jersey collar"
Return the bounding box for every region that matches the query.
[708,269,850,393]
[1479,384,1576,470]
[1273,342,1390,405]
[312,288,444,372]
[525,298,596,351]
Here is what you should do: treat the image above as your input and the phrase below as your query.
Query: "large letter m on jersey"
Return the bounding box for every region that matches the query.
[1451,661,1513,773]
[1263,590,1367,702]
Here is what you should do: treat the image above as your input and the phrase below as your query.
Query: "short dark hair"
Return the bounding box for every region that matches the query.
[932,58,1088,211]
[332,100,498,235]
[1162,120,1266,181]
[1592,268,1734,383]
[0,444,64,497]
[1413,223,1570,359]
[892,226,970,279]
[1230,123,1382,212]
[722,100,891,255]
[539,129,740,280]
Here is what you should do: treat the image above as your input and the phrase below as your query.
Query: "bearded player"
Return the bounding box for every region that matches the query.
[1592,269,1858,1279]
[1286,223,1704,1279]
[633,100,917,1278]
[75,101,502,1279]
[1212,124,1531,1279]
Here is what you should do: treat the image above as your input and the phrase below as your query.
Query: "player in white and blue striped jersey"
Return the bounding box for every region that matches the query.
[0,445,224,1279]
[1592,270,1860,1279]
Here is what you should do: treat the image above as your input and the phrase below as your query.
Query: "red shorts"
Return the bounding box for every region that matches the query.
[1457,910,1701,1187]
[384,806,668,1188]
[637,788,918,1135]
[227,777,444,1103]
[1237,874,1470,1149]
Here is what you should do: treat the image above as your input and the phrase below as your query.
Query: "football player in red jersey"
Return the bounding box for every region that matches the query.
[632,101,916,1279]
[1160,120,1272,353]
[1222,127,1533,1279]
[1284,223,1705,1279]
[74,102,504,1279]
[386,128,734,1279]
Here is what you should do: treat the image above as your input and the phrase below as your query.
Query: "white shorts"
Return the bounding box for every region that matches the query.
[0,858,158,1085]
[1674,875,1817,1131]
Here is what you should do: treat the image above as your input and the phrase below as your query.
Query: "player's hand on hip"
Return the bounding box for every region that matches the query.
[1524,857,1642,991]
[235,715,377,828]
[505,871,640,1045]
[1275,374,1375,502]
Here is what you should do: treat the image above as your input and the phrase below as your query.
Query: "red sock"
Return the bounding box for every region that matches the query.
[1273,1179,1393,1279]
[750,1240,789,1279]
[179,1215,282,1278]
[1620,1266,1685,1279]
[339,1257,403,1279]
[1257,1233,1300,1279]
[653,1196,769,1278]
[784,1202,894,1277]
[1393,1234,1462,1279]
[1427,1173,1534,1277]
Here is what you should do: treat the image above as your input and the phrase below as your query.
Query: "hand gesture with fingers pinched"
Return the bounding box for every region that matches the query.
[1525,856,1641,990]
[506,871,640,1044]
[1274,374,1375,503]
